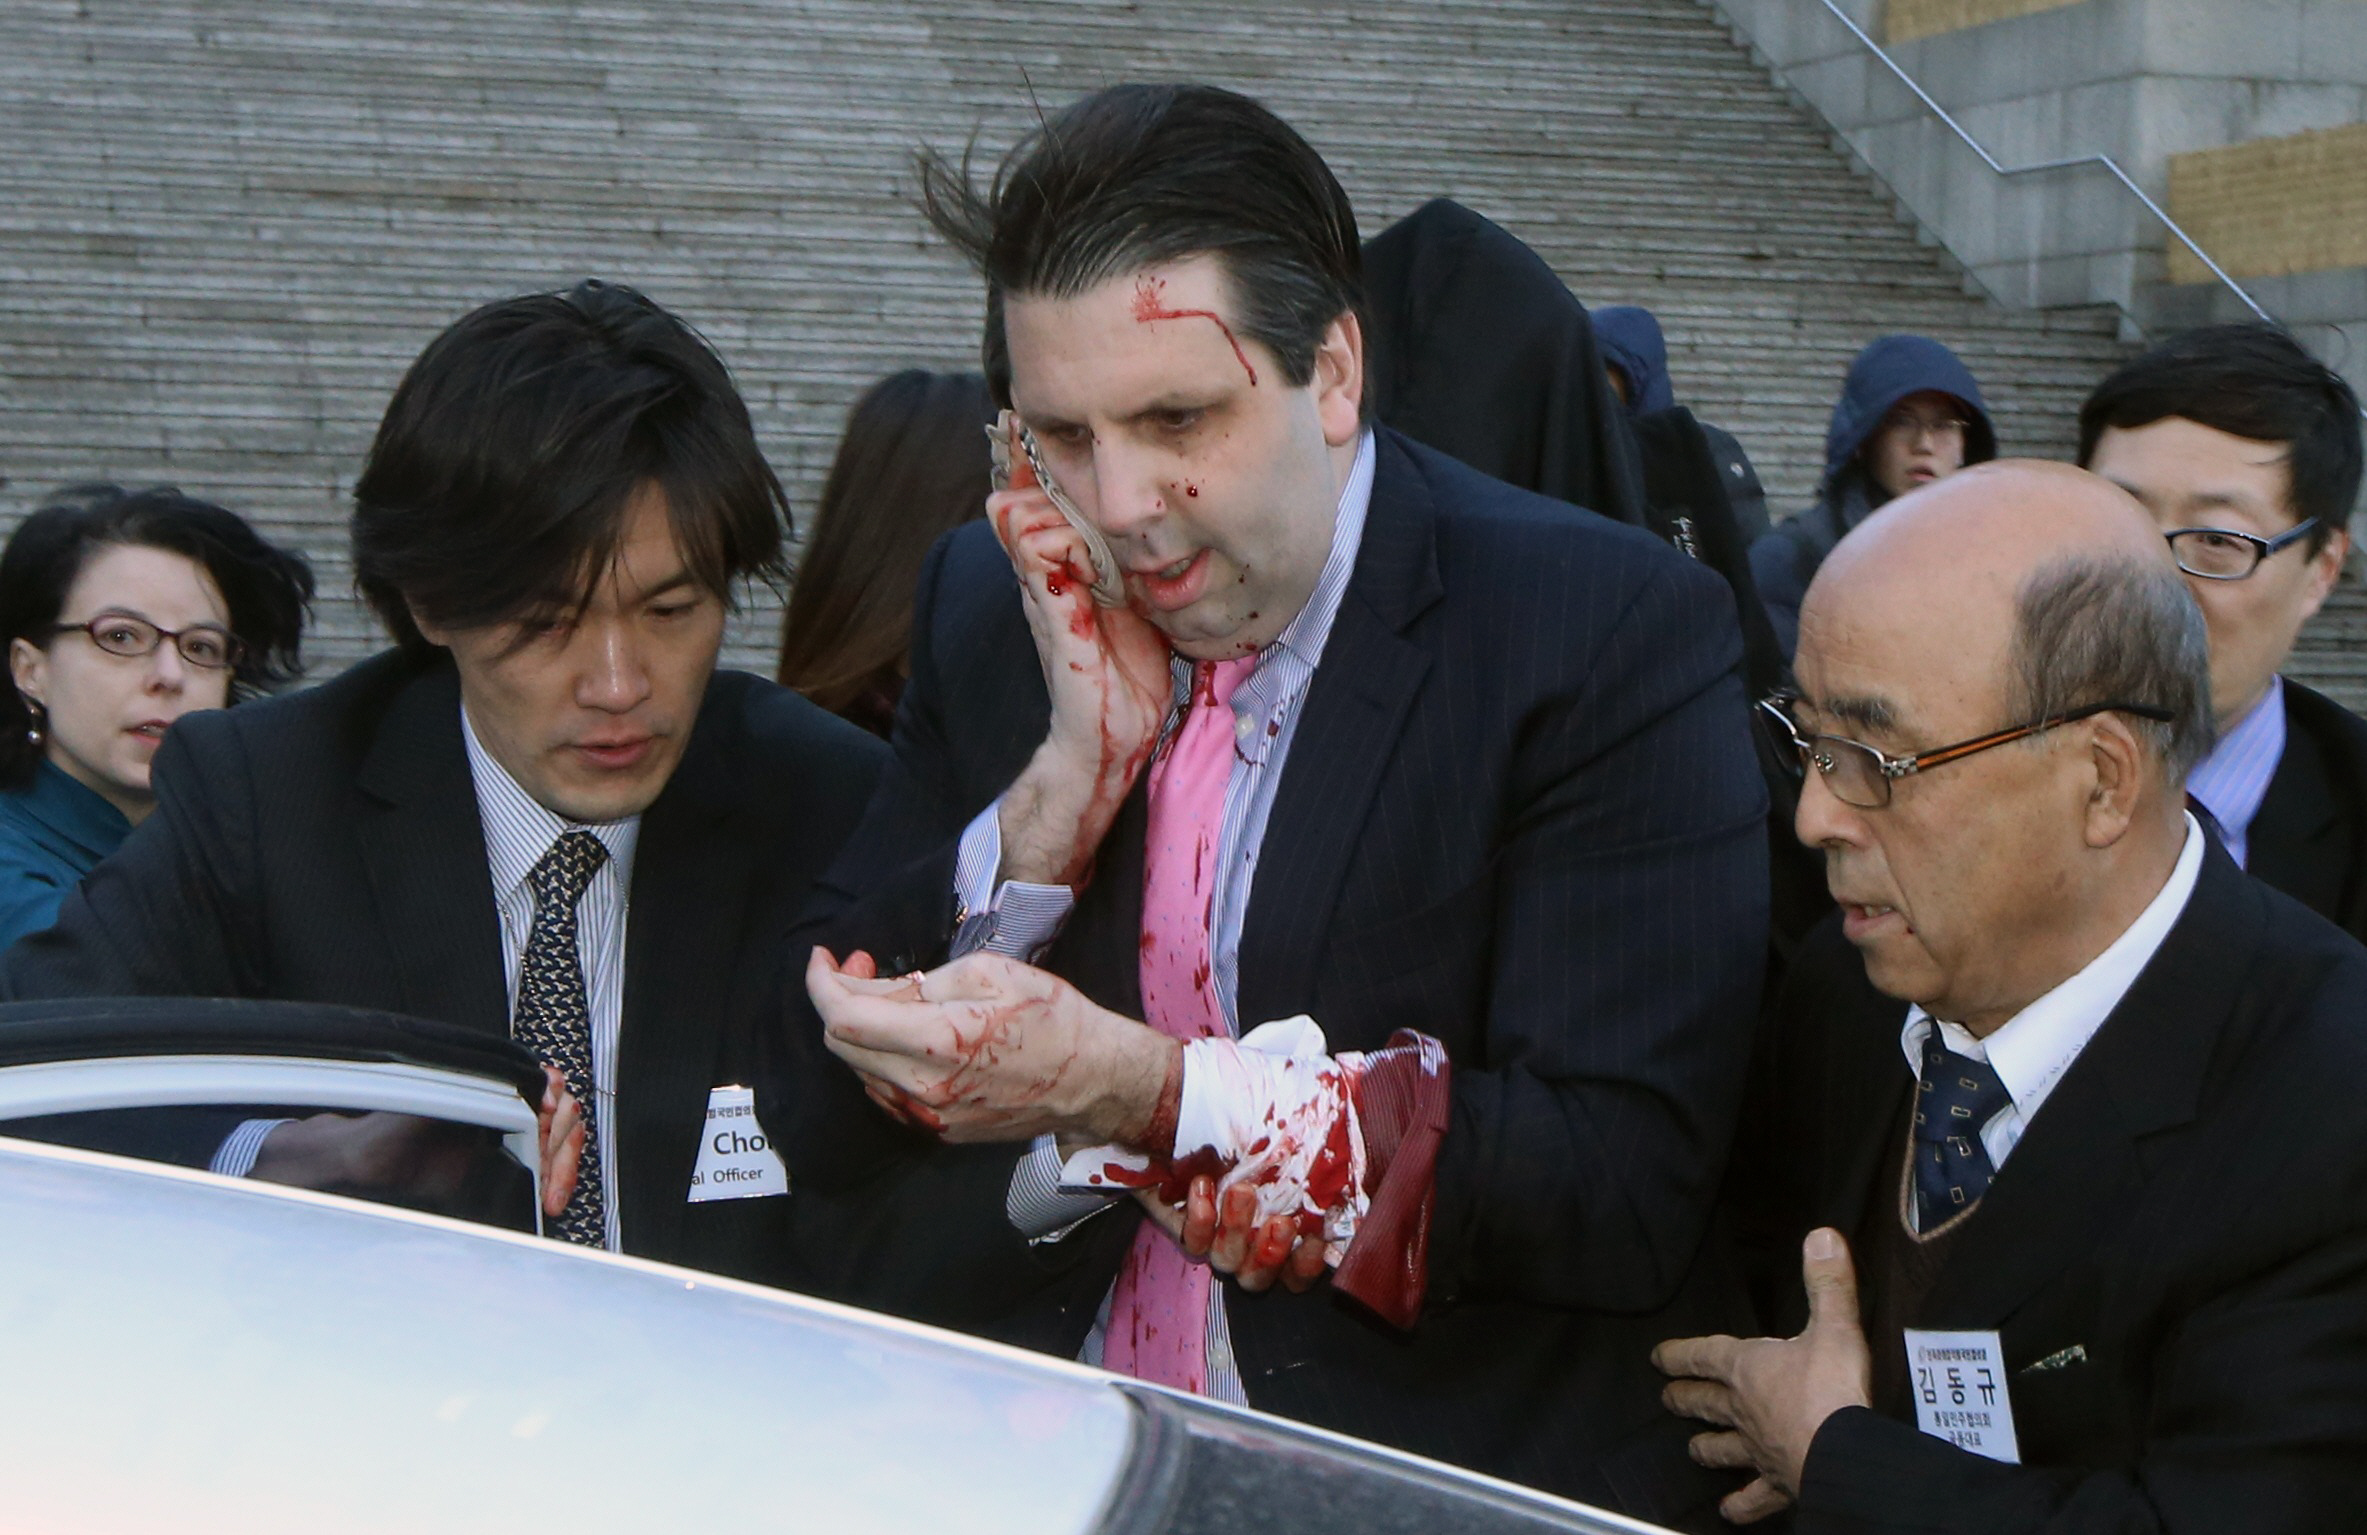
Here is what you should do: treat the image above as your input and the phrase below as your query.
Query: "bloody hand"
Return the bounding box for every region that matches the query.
[810,946,1179,1146]
[987,435,1171,889]
[1137,1177,1330,1295]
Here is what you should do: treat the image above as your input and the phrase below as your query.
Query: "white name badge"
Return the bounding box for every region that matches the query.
[687,1085,789,1203]
[1903,1329,2020,1463]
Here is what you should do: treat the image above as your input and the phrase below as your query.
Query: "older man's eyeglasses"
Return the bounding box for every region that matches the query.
[2163,518,2320,581]
[47,613,244,671]
[1756,694,2175,810]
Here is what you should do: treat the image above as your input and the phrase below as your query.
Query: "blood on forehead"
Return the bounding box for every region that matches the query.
[1131,275,1259,387]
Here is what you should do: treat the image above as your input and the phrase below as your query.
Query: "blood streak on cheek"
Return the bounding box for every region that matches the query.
[1132,276,1259,387]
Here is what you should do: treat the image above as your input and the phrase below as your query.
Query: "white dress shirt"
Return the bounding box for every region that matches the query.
[1899,813,2204,1230]
[949,430,1379,1401]
[462,705,640,1253]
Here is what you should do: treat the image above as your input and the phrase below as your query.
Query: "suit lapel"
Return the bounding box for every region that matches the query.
[2249,690,2353,925]
[1920,846,2257,1325]
[354,659,508,1037]
[1805,963,1916,1237]
[612,687,747,1259]
[1236,432,1442,1026]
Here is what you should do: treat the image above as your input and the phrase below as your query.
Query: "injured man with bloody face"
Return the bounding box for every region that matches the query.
[768,82,1770,1525]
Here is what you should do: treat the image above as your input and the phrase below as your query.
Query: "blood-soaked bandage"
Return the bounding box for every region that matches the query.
[1060,1016,1450,1329]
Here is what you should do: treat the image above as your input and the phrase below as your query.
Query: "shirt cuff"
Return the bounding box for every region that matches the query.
[209,1117,296,1178]
[951,798,1076,960]
[1006,1134,1120,1243]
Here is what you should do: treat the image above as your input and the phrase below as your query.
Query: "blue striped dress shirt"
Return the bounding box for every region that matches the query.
[2188,675,2287,870]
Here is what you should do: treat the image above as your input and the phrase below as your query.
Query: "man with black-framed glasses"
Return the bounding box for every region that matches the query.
[2080,323,2367,943]
[1657,461,2367,1532]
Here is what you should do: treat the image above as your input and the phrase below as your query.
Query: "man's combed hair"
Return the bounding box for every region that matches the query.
[916,83,1366,410]
[2077,323,2364,551]
[353,279,790,652]
[2006,553,2215,783]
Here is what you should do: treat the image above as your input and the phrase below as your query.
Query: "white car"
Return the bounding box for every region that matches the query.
[0,999,1679,1534]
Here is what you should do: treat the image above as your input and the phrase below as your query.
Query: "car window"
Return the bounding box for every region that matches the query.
[0,1106,538,1230]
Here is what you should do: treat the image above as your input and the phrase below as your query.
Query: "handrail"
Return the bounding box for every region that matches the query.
[1804,0,2275,326]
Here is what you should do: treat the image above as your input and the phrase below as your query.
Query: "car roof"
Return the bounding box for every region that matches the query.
[0,1138,1676,1535]
[0,1136,1136,1534]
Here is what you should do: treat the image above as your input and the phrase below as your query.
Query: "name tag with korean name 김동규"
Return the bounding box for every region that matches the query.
[687,1085,788,1203]
[1903,1329,2020,1463]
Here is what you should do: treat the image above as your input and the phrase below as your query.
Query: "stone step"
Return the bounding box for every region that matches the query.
[0,0,2147,671]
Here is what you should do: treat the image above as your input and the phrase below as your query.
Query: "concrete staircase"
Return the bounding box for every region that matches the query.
[0,0,2350,704]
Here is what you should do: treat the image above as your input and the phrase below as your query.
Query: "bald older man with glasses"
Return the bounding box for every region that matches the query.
[1656,461,2367,1532]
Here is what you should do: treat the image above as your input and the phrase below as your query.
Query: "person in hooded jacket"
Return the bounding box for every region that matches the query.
[1750,335,1997,658]
[1595,304,1771,542]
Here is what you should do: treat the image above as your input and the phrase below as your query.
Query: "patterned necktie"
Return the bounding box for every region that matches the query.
[1912,1031,2013,1232]
[515,830,610,1247]
[1104,655,1257,1394]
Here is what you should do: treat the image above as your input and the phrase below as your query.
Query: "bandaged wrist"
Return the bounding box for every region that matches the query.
[1059,1016,1370,1263]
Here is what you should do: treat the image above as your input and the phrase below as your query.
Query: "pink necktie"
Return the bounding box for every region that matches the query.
[1103,655,1256,1393]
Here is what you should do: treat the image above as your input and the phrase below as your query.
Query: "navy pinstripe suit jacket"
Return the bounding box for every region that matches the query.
[771,427,1769,1521]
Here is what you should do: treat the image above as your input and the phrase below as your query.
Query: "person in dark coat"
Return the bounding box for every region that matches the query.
[2079,323,2367,944]
[1361,197,1650,527]
[1662,461,2367,1532]
[2,282,887,1287]
[774,86,1766,1526]
[1751,336,1996,657]
[1595,304,1771,542]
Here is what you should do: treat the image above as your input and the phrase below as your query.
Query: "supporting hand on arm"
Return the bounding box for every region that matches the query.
[1653,1228,1874,1524]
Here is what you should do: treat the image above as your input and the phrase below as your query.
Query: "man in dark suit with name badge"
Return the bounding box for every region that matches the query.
[1658,461,2367,1531]
[3,281,884,1286]
[773,84,1770,1523]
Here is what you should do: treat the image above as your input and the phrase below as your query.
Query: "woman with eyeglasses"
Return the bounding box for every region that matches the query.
[0,484,312,947]
[1750,334,1997,660]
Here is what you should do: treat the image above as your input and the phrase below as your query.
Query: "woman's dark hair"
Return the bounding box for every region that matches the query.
[0,483,315,787]
[353,279,790,652]
[775,371,996,733]
[917,83,1367,415]
[2077,323,2364,553]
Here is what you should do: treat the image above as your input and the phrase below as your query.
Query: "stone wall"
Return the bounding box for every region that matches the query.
[2168,121,2367,282]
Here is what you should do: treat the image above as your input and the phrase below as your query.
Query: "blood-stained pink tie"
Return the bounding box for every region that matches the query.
[1103,654,1256,1393]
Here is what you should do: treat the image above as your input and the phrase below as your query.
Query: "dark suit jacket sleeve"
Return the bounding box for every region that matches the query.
[769,529,1002,1192]
[2,712,263,999]
[1797,1213,2367,1533]
[1429,554,1768,1313]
